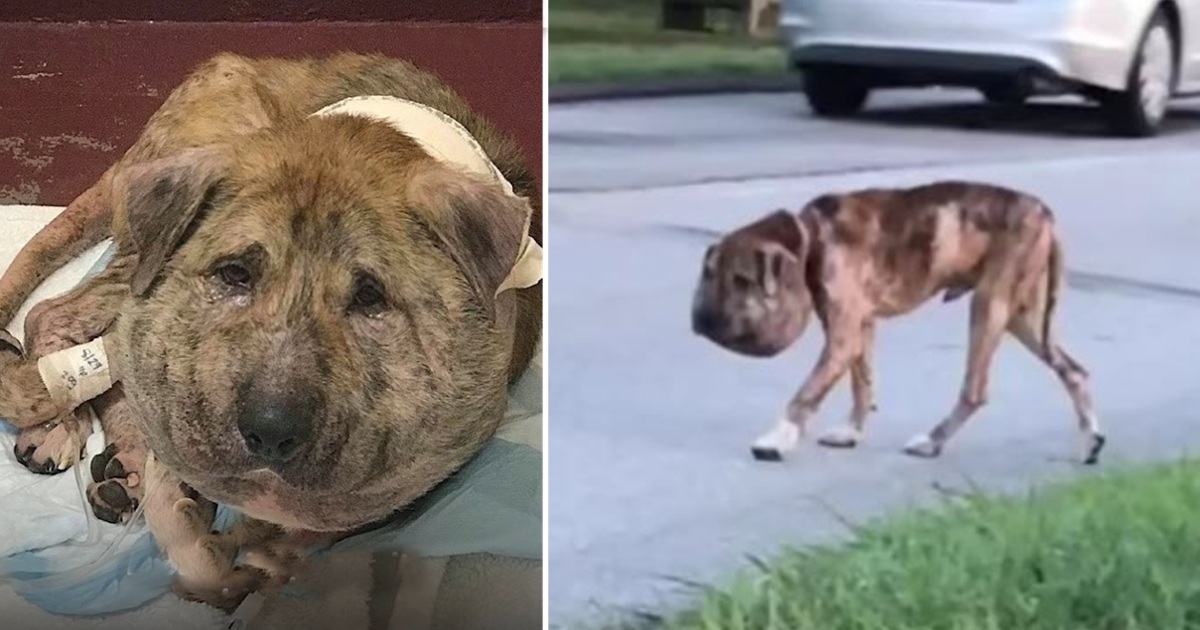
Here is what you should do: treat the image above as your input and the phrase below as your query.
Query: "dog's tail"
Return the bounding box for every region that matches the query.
[1041,234,1063,357]
[0,168,115,332]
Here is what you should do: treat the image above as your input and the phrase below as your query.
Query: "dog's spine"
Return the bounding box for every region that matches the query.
[0,169,115,330]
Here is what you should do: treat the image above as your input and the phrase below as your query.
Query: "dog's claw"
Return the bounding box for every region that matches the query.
[14,421,87,475]
[14,443,31,465]
[0,329,23,357]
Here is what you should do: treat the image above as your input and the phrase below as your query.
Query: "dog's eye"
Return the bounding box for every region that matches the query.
[215,262,253,289]
[732,274,755,291]
[350,274,387,316]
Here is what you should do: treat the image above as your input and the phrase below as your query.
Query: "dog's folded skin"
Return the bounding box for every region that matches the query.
[0,53,542,610]
[692,181,1105,465]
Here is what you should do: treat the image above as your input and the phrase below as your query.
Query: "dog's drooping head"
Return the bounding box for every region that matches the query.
[691,210,812,357]
[111,114,531,531]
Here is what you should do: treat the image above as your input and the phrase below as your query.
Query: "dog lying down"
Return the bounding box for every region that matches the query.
[0,52,542,611]
[691,181,1105,465]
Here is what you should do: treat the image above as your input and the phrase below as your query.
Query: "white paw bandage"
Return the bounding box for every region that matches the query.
[311,96,543,297]
[818,425,862,447]
[902,433,940,457]
[753,419,801,454]
[36,336,117,408]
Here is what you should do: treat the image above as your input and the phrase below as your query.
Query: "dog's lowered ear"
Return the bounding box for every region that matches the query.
[409,166,530,316]
[755,248,786,296]
[117,147,228,297]
[745,210,805,255]
[744,210,804,297]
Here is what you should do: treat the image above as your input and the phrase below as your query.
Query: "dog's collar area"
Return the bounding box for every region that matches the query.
[311,96,542,297]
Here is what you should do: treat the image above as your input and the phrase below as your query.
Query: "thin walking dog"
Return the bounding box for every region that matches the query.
[691,181,1104,464]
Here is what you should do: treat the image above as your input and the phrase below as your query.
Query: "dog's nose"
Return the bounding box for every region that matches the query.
[692,308,722,336]
[236,393,316,465]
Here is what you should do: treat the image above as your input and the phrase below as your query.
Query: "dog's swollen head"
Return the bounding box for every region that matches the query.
[691,210,813,357]
[110,114,530,531]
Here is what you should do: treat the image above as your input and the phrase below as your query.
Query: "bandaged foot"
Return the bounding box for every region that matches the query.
[902,433,942,459]
[817,425,862,449]
[751,418,801,462]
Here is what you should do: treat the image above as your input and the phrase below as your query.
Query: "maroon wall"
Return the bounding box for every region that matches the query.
[0,1,541,23]
[0,9,542,205]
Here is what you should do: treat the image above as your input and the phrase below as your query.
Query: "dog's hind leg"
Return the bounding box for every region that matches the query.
[904,293,1010,459]
[752,320,861,461]
[818,320,877,449]
[1007,309,1104,465]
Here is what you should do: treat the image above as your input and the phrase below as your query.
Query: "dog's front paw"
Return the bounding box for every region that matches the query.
[817,425,862,449]
[86,442,146,523]
[13,410,92,474]
[902,433,942,459]
[751,419,801,462]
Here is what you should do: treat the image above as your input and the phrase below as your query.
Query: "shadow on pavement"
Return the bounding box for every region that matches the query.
[829,97,1200,138]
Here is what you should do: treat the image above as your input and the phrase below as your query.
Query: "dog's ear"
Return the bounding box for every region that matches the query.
[408,166,530,315]
[117,147,228,297]
[755,248,787,296]
[746,210,804,296]
[751,210,805,254]
[701,244,719,278]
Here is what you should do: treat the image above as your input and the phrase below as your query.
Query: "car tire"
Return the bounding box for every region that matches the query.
[1100,11,1175,137]
[803,66,869,117]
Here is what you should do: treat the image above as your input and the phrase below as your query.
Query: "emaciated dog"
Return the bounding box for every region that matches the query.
[691,181,1104,465]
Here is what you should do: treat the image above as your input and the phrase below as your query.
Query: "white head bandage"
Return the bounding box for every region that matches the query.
[311,96,543,296]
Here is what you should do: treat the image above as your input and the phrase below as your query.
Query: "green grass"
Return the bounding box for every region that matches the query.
[549,0,786,84]
[593,459,1200,630]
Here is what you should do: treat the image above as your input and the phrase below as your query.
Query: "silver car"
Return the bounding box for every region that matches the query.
[780,0,1200,136]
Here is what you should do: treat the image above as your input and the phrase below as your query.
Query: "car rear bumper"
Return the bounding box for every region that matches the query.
[780,0,1144,92]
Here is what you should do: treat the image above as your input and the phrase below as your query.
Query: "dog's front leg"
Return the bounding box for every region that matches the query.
[4,256,134,473]
[818,320,877,449]
[751,321,861,461]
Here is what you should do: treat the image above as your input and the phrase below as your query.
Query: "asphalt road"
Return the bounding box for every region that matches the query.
[547,90,1200,626]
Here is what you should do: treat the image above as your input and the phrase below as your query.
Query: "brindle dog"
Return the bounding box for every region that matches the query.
[691,182,1104,465]
[0,52,541,610]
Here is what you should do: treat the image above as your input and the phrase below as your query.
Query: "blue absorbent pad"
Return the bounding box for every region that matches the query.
[0,243,543,616]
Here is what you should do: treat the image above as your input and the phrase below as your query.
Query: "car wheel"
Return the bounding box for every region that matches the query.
[1101,12,1175,137]
[802,66,869,117]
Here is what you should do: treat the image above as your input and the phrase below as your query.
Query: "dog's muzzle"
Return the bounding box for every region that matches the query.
[691,307,723,339]
[693,308,786,358]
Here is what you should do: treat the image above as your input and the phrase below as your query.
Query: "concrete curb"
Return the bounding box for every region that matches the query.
[548,73,799,103]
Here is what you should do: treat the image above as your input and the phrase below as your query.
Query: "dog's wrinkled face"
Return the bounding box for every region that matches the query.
[112,115,529,531]
[691,210,812,357]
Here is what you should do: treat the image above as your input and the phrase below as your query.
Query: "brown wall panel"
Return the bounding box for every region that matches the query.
[0,21,543,205]
[0,0,541,23]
